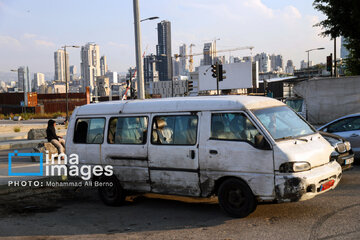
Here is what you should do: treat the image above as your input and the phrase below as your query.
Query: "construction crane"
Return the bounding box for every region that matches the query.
[174,45,255,72]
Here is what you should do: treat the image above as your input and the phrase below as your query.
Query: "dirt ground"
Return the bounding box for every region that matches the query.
[0,166,360,240]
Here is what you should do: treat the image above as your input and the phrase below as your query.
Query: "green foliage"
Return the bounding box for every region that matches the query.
[13,126,21,132]
[52,112,64,118]
[20,113,31,120]
[313,0,360,75]
[344,39,360,75]
[3,112,69,120]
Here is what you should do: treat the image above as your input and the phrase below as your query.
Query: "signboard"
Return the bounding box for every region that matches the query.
[198,62,258,91]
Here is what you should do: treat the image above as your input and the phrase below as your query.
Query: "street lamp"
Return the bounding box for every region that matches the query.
[133,0,159,100]
[305,47,325,78]
[61,45,80,120]
[140,16,159,22]
[305,47,325,69]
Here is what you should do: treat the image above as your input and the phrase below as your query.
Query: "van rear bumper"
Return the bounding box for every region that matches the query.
[275,161,342,202]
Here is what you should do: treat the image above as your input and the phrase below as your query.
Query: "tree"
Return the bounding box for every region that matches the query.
[313,0,360,75]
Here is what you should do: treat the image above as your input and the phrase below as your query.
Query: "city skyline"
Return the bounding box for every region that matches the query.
[0,0,340,74]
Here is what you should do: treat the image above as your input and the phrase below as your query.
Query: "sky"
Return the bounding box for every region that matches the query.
[0,0,339,77]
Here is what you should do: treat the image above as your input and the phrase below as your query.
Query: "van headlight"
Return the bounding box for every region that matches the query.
[344,141,351,151]
[279,162,311,173]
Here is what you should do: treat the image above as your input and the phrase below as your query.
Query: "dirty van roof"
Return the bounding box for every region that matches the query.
[75,95,285,115]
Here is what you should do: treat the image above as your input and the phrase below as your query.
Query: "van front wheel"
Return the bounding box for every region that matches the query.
[98,176,126,206]
[218,178,256,218]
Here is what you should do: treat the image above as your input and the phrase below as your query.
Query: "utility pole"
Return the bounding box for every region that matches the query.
[334,38,337,77]
[63,47,69,119]
[133,0,145,100]
[62,45,79,120]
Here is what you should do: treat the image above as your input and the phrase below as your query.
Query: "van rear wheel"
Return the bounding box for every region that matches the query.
[98,176,126,206]
[218,178,256,218]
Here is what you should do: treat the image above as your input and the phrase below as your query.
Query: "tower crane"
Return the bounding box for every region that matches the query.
[174,46,255,72]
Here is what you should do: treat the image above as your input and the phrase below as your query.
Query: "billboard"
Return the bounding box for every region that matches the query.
[198,62,258,91]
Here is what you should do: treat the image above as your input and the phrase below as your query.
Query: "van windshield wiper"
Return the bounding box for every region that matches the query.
[276,136,294,141]
[295,137,308,142]
[276,136,308,142]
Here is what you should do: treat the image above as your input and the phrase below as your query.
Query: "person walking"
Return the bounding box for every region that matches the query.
[46,119,65,154]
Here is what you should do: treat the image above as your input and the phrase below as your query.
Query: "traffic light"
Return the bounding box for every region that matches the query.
[326,54,332,72]
[218,64,226,82]
[187,80,193,92]
[211,64,218,78]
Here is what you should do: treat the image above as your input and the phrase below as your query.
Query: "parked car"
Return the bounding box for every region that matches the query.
[55,116,66,125]
[318,113,360,160]
[66,96,342,218]
[319,131,354,170]
[13,116,22,121]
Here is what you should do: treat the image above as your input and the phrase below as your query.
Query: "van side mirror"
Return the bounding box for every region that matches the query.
[254,134,271,150]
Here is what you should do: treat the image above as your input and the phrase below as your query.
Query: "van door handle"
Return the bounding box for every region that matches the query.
[190,150,196,159]
[209,150,218,155]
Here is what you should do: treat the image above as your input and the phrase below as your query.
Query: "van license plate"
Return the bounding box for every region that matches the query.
[344,157,354,165]
[319,179,335,192]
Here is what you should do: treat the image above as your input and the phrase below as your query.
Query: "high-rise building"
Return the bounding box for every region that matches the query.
[243,56,253,62]
[179,44,188,75]
[156,20,172,81]
[300,60,307,69]
[100,55,108,76]
[254,53,271,73]
[173,58,180,77]
[69,65,77,75]
[105,71,118,84]
[300,60,313,69]
[144,54,159,84]
[81,43,101,93]
[341,36,349,59]
[213,56,225,64]
[54,49,69,82]
[96,76,110,97]
[270,54,284,71]
[17,66,31,93]
[203,42,215,66]
[286,60,295,75]
[33,73,45,91]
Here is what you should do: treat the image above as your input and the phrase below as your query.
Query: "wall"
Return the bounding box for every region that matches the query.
[293,76,360,124]
[37,87,90,113]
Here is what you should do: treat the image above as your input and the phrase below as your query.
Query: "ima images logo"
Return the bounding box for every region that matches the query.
[8,151,113,180]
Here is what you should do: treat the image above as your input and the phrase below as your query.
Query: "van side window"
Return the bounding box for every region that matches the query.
[108,117,148,144]
[74,118,105,144]
[211,113,259,144]
[152,115,198,145]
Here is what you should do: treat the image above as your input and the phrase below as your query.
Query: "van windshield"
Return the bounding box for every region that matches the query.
[252,106,315,141]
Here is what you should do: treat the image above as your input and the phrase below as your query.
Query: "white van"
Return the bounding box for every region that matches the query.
[66,96,342,217]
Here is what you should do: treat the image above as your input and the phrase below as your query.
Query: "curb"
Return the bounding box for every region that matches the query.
[0,135,28,141]
[0,139,47,150]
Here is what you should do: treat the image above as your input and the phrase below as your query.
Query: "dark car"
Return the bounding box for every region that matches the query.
[319,131,354,170]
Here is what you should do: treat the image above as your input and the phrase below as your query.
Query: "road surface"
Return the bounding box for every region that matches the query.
[0,153,359,240]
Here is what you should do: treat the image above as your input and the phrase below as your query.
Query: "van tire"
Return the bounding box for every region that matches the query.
[218,178,256,218]
[98,176,126,206]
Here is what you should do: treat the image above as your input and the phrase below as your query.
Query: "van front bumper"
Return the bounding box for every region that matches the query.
[275,161,342,202]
